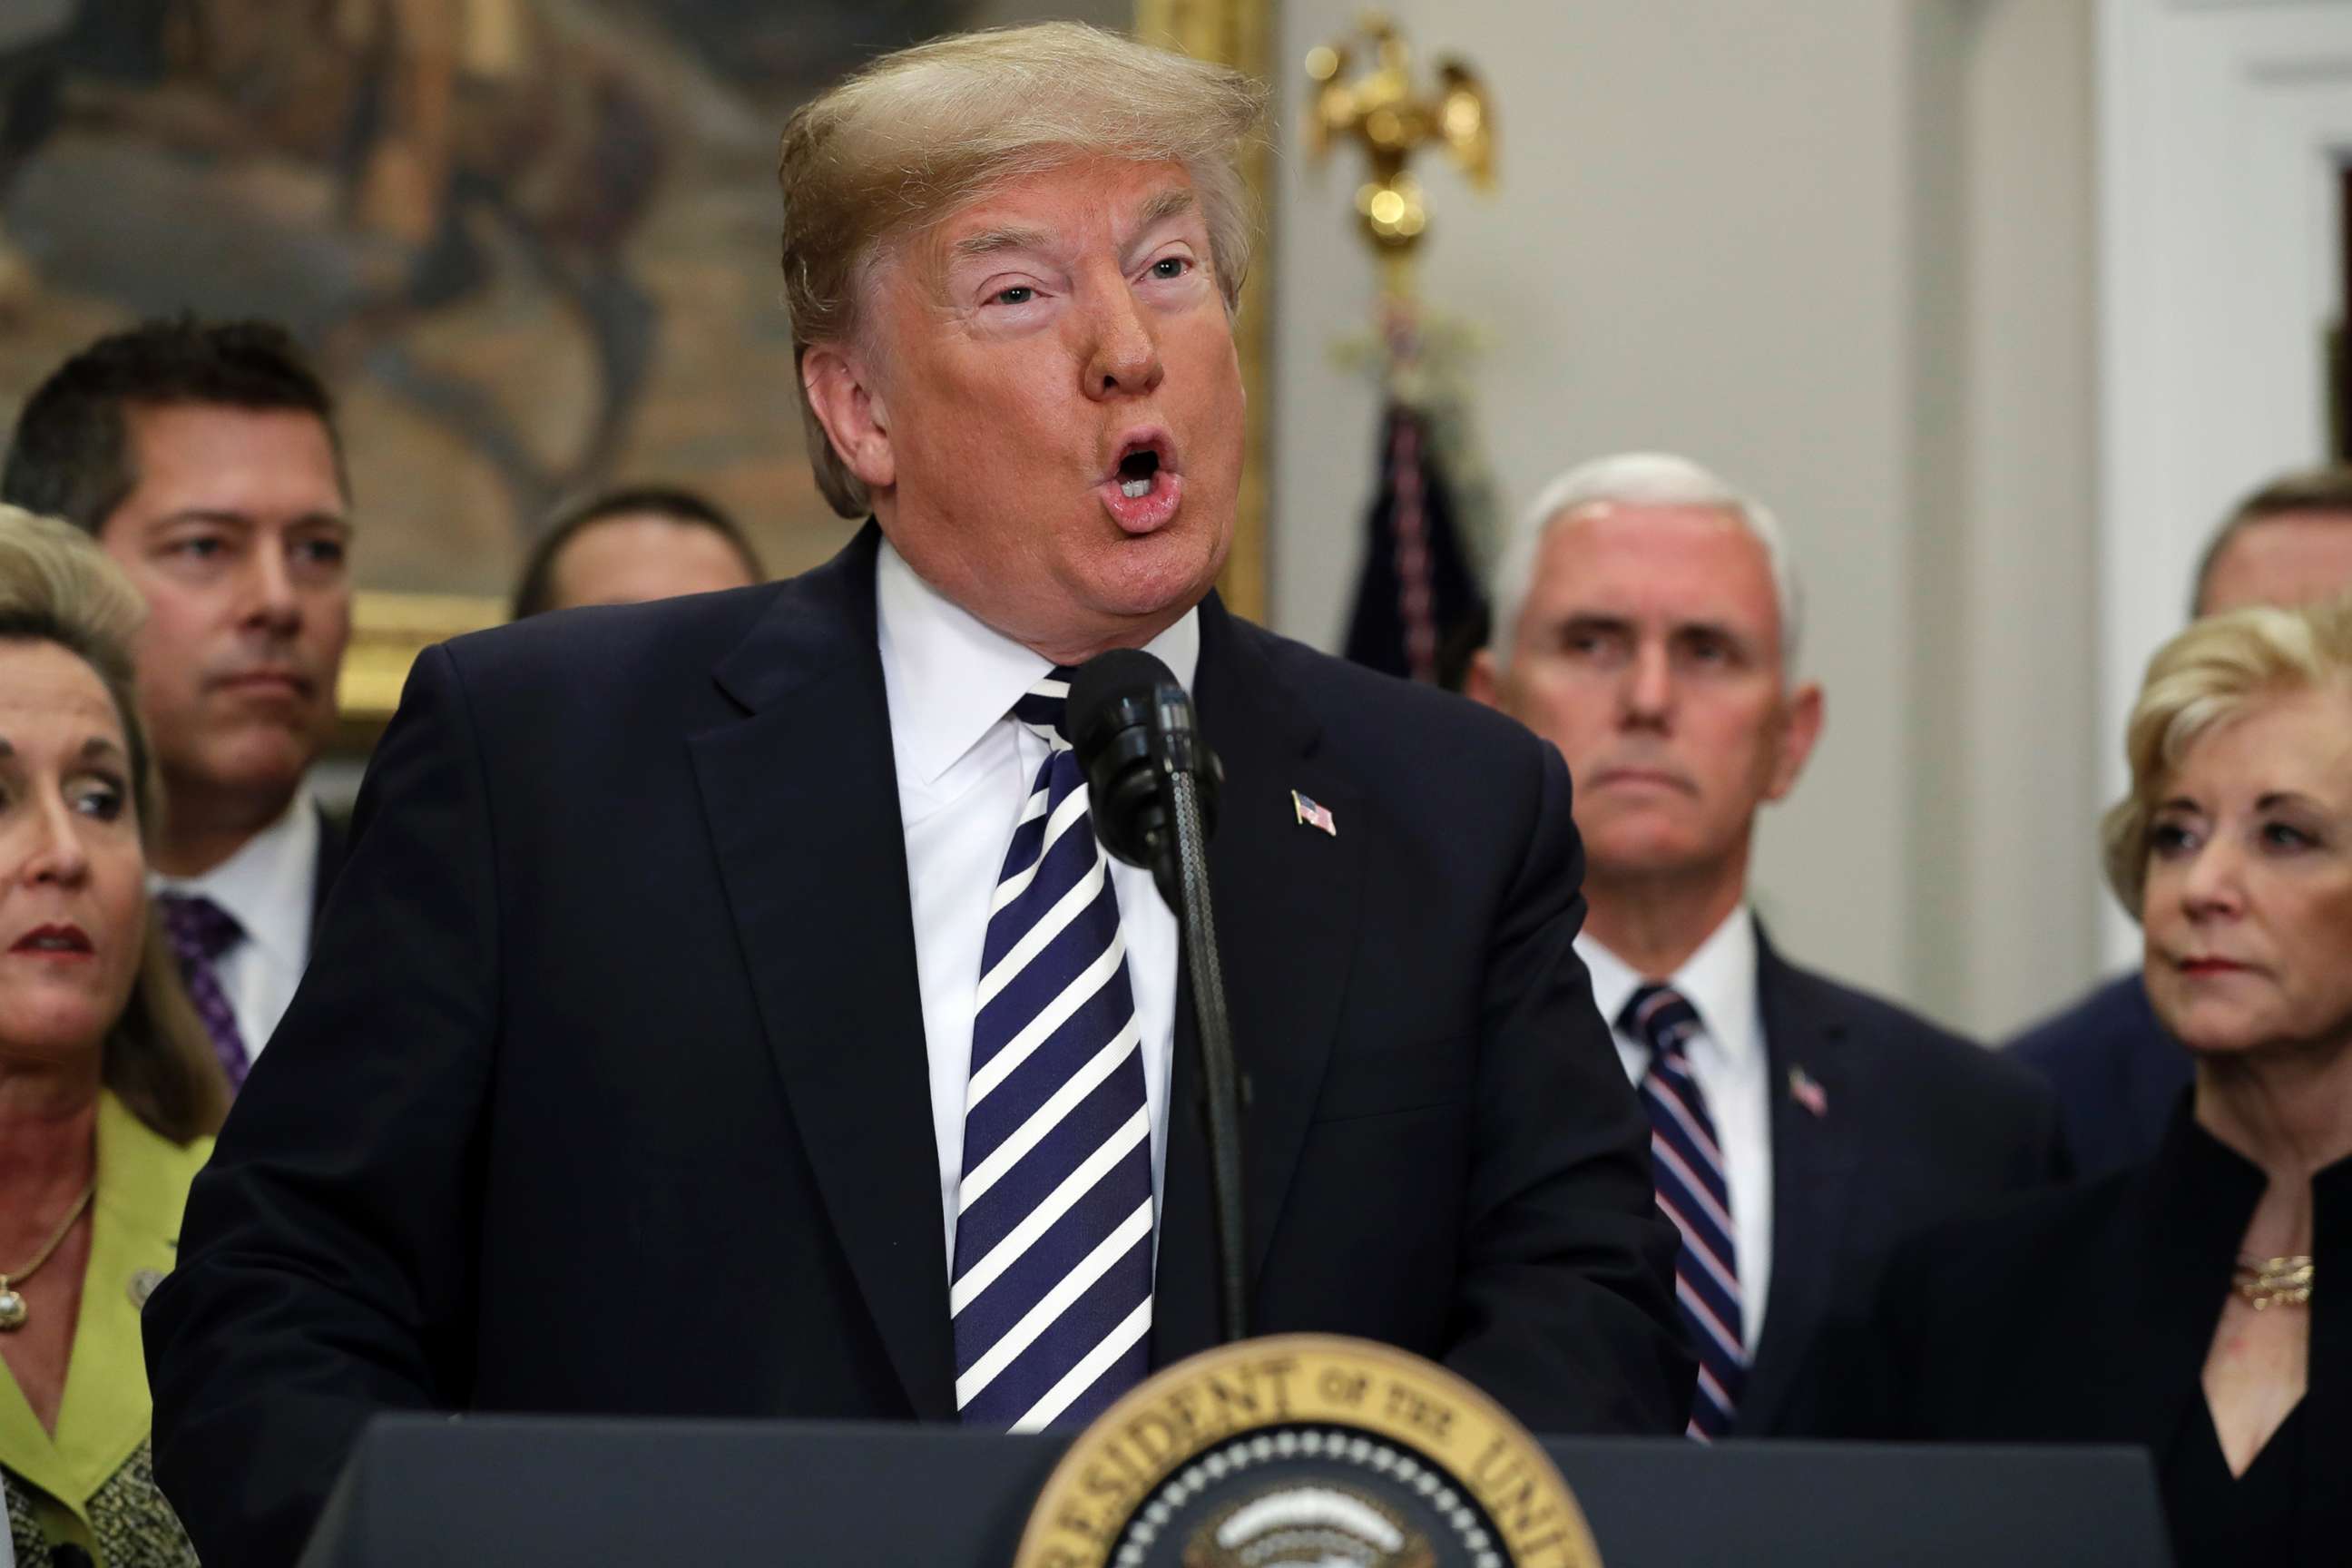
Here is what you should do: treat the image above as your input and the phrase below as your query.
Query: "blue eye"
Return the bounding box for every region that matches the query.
[991,286,1035,306]
[1150,258,1189,279]
[70,779,125,822]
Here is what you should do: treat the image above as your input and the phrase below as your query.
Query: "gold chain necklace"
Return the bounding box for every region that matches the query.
[2232,1253,2315,1311]
[0,1181,95,1331]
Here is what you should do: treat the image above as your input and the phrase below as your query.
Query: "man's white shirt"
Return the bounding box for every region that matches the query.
[152,793,319,1063]
[875,538,1193,1269]
[1580,908,1775,1353]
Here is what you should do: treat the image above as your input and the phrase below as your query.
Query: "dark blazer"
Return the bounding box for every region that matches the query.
[1742,937,2067,1436]
[308,805,347,933]
[144,525,1690,1567]
[1857,1107,2351,1565]
[2006,971,2190,1181]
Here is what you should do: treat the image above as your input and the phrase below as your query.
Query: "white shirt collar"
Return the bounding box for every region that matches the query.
[873,535,1201,789]
[152,792,318,966]
[1578,906,1760,1067]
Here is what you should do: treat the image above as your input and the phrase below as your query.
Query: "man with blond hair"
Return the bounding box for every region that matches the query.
[1469,452,2063,1437]
[145,26,1689,1564]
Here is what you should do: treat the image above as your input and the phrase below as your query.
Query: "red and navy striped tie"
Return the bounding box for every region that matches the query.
[948,669,1155,1431]
[1622,984,1746,1439]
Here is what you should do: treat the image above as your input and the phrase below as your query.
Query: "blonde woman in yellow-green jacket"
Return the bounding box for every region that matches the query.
[0,510,227,1568]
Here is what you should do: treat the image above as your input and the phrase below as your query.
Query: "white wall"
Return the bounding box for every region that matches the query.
[1269,0,2103,1036]
[2095,0,2352,967]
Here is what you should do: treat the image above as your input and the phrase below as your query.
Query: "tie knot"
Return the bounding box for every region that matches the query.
[158,892,244,962]
[1620,983,1701,1062]
[1010,666,1079,745]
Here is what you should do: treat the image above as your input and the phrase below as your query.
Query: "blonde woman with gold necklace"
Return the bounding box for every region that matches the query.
[1862,592,2352,1566]
[0,509,222,1567]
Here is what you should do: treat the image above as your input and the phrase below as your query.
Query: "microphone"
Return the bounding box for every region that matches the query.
[1067,649,1249,1343]
[1066,651,1219,906]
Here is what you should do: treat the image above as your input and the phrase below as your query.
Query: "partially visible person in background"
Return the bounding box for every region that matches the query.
[510,485,763,618]
[2,318,355,1093]
[2011,468,2352,1180]
[0,506,223,1568]
[1469,451,2064,1439]
[1868,592,2352,1567]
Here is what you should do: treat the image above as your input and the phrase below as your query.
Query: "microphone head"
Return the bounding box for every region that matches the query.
[1066,650,1183,874]
[1066,649,1180,753]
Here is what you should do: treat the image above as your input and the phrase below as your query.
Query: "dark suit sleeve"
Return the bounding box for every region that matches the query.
[1440,739,1694,1434]
[144,643,498,1568]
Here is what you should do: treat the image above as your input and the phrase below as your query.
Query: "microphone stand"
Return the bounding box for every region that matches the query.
[1073,654,1250,1347]
[1151,689,1249,1345]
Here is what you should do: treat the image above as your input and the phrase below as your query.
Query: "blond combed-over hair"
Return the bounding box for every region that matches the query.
[777,23,1268,517]
[2102,591,2352,916]
[0,505,226,1142]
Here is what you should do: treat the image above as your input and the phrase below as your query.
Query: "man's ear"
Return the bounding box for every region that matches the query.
[1764,681,1825,802]
[802,343,895,493]
[1465,648,1504,710]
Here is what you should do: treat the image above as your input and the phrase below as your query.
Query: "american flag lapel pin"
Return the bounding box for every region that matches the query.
[1291,789,1338,837]
[1788,1064,1828,1119]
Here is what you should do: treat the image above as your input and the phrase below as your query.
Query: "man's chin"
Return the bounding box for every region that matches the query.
[1084,526,1228,619]
[186,730,327,801]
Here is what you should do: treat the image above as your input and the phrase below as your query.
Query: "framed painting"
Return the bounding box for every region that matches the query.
[0,0,1272,741]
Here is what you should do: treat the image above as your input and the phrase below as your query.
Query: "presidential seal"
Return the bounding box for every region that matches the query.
[1014,1335,1602,1568]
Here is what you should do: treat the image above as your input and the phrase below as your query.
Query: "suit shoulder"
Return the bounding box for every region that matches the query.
[436,583,782,696]
[1231,616,1546,765]
[2004,972,2155,1063]
[1775,956,2051,1113]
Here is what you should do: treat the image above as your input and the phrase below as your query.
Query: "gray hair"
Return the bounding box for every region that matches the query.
[1487,451,1806,681]
[778,24,1268,519]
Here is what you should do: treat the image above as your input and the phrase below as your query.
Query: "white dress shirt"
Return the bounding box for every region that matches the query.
[875,540,1195,1269]
[1580,908,1774,1352]
[152,793,320,1063]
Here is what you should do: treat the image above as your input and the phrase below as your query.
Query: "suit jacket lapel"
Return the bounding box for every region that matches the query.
[687,524,956,1418]
[1740,929,1860,1434]
[1151,600,1367,1366]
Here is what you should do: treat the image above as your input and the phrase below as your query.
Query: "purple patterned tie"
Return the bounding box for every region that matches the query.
[158,893,250,1091]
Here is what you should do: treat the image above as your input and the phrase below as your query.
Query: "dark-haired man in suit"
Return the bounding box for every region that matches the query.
[2,318,354,1092]
[142,24,1689,1568]
[1470,450,2066,1438]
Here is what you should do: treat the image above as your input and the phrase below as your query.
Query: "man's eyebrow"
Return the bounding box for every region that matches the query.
[143,508,350,534]
[1669,618,1756,646]
[950,224,1053,262]
[1128,187,1197,238]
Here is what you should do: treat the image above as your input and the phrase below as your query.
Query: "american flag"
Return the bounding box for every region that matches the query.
[1788,1065,1828,1119]
[1291,789,1338,838]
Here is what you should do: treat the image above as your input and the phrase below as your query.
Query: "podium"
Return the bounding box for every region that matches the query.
[297,1415,2171,1567]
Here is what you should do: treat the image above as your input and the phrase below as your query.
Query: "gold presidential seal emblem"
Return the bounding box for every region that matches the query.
[1015,1335,1602,1568]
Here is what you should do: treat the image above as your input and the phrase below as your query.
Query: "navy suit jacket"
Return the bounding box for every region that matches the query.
[2005,971,2189,1181]
[1742,936,2067,1436]
[143,525,1690,1567]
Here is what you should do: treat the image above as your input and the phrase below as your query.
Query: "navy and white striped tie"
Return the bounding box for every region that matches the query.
[1622,984,1747,1440]
[950,669,1155,1431]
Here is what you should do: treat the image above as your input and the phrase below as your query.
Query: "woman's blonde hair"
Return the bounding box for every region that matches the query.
[777,22,1268,518]
[0,505,226,1141]
[2102,591,2352,916]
